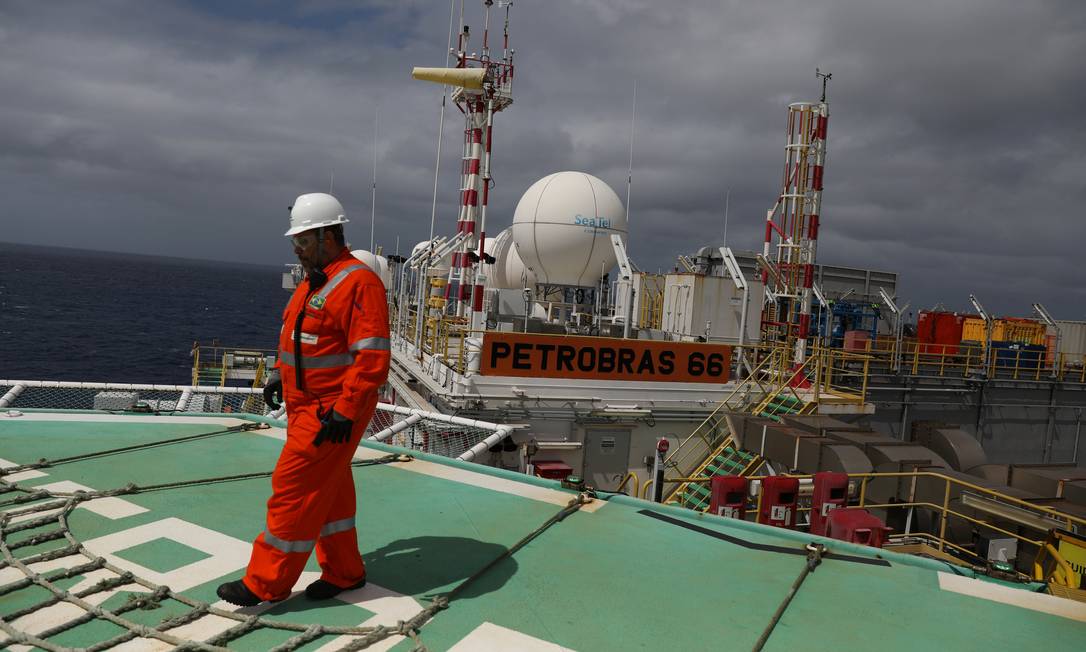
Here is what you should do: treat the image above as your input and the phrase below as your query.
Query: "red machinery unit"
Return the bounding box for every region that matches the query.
[757,476,799,528]
[826,508,892,548]
[532,461,573,481]
[810,472,849,536]
[917,311,967,355]
[709,476,749,519]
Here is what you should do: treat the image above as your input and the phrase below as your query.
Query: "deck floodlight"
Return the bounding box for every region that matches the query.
[968,293,990,322]
[1032,302,1057,327]
[878,287,899,315]
[755,254,782,287]
[718,247,747,291]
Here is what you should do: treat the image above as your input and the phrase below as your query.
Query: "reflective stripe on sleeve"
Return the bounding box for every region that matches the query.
[319,517,356,537]
[278,351,354,369]
[314,264,369,305]
[263,529,315,554]
[349,336,391,352]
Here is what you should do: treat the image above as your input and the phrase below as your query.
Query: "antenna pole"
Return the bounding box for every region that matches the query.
[370,105,378,251]
[723,189,730,245]
[429,0,457,250]
[816,67,832,103]
[625,80,636,227]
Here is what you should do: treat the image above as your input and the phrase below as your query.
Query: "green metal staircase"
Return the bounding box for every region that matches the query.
[669,438,761,511]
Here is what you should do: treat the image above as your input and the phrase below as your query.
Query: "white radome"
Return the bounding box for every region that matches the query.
[350,249,392,288]
[511,171,627,287]
[486,228,536,289]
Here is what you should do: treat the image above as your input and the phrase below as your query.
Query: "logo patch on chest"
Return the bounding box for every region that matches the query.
[308,295,326,310]
[300,332,319,345]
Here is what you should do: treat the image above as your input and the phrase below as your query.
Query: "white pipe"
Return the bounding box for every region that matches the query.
[0,384,26,408]
[0,380,261,393]
[367,413,424,443]
[176,388,193,412]
[459,426,514,462]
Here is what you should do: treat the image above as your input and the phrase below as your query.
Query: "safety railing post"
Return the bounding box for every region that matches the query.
[938,479,951,551]
[858,476,867,508]
[861,353,870,406]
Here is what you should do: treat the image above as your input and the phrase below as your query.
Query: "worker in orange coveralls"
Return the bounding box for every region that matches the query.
[217,192,390,606]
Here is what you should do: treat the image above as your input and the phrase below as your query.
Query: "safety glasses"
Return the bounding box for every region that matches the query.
[291,233,319,248]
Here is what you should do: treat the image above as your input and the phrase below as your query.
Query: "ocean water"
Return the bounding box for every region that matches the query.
[0,242,288,384]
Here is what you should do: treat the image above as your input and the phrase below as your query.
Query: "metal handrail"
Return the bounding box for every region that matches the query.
[1034,542,1081,588]
[654,467,1084,560]
[867,337,1086,384]
[616,471,640,497]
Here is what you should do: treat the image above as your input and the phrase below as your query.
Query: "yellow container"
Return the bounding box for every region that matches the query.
[961,317,1045,345]
[962,317,988,342]
[1003,320,1046,345]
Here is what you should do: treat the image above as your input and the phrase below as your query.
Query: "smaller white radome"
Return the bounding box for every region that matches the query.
[486,228,536,289]
[350,250,392,288]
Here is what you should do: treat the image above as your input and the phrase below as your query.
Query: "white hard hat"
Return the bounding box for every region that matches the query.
[285,193,349,236]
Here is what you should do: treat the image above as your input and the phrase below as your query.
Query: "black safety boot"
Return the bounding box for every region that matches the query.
[304,577,367,600]
[216,579,263,607]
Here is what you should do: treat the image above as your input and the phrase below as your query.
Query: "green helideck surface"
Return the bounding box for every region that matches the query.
[1,412,1084,651]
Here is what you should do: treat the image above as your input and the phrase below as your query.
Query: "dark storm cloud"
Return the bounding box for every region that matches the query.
[1,0,1083,318]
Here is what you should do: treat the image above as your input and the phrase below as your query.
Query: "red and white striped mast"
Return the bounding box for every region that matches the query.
[761,70,830,366]
[414,0,515,332]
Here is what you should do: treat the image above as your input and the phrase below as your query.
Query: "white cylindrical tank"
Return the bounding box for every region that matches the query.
[350,250,392,287]
[511,171,627,287]
[410,240,452,277]
[487,228,536,289]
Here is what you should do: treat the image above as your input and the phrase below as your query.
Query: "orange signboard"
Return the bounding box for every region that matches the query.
[479,332,732,383]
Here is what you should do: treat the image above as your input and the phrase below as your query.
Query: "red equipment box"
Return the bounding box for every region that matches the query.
[810,472,849,536]
[843,330,870,352]
[826,508,892,548]
[757,476,799,528]
[532,461,573,481]
[709,476,748,519]
[917,311,966,355]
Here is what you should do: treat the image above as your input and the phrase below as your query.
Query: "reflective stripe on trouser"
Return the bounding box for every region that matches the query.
[242,400,372,601]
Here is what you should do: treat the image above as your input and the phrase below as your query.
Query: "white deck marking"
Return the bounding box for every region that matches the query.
[0,457,47,482]
[256,427,605,513]
[167,571,422,652]
[9,481,148,522]
[79,517,251,591]
[314,581,425,652]
[9,519,253,652]
[937,572,1086,622]
[448,622,576,651]
[9,567,140,652]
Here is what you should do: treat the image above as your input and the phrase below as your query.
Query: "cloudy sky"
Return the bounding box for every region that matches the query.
[2,0,1083,318]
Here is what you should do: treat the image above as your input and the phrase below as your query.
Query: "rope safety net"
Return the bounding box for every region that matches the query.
[0,419,591,651]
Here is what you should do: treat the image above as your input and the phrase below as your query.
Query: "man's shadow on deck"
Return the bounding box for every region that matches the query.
[253,535,517,618]
[364,535,517,601]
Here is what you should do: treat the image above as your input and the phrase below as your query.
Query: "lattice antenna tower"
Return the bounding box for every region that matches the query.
[413,1,516,332]
[760,71,830,365]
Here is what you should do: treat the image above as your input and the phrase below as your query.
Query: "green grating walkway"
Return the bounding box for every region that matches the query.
[1,410,1084,651]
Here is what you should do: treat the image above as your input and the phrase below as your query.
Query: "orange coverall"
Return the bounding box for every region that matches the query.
[243,249,391,601]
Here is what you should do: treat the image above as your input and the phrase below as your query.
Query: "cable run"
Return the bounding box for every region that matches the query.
[0,422,267,476]
[752,542,825,652]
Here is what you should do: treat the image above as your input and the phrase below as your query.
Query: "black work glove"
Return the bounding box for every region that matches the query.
[263,369,283,409]
[314,407,353,447]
